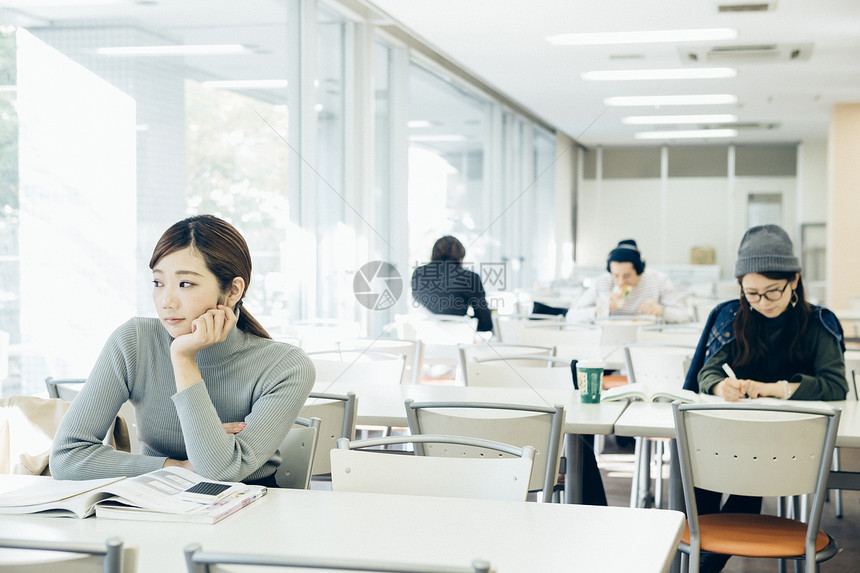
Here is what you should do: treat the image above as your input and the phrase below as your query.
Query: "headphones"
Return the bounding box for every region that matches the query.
[606,251,645,274]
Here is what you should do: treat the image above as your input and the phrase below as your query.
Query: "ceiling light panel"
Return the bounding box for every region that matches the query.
[582,68,737,81]
[605,94,738,106]
[96,44,248,56]
[622,114,739,124]
[547,28,737,46]
[201,79,288,89]
[634,129,739,139]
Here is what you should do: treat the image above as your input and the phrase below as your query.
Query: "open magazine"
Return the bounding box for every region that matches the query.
[601,384,707,404]
[0,467,266,524]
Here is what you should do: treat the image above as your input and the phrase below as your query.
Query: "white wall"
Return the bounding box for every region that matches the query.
[574,144,829,281]
[799,140,828,224]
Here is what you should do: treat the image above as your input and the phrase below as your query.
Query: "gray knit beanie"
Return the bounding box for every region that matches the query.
[734,224,801,278]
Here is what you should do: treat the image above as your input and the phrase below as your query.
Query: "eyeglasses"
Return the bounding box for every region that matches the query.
[742,282,789,303]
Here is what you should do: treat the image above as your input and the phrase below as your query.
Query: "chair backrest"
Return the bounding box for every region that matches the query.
[457,342,556,378]
[274,416,321,489]
[309,351,406,386]
[623,343,697,392]
[519,323,602,361]
[673,402,839,525]
[45,377,140,454]
[330,434,535,502]
[844,349,860,400]
[597,318,656,350]
[405,400,564,501]
[44,377,85,401]
[492,313,564,344]
[394,314,476,346]
[464,356,574,389]
[0,536,136,573]
[635,324,704,346]
[285,320,362,352]
[184,543,492,573]
[337,338,422,384]
[299,392,357,475]
[690,298,721,323]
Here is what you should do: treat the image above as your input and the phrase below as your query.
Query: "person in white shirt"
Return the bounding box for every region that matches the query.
[572,239,691,323]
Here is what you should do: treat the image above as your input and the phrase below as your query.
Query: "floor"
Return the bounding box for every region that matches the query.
[598,436,860,572]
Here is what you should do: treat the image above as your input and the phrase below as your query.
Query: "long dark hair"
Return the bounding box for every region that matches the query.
[734,271,809,370]
[431,236,466,264]
[149,215,271,339]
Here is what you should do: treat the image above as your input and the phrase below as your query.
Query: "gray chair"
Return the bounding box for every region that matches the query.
[457,342,556,381]
[462,355,573,388]
[330,434,535,502]
[337,338,423,384]
[308,350,406,386]
[491,313,564,344]
[405,399,564,502]
[184,543,491,572]
[44,376,85,401]
[299,392,357,477]
[0,536,136,573]
[274,416,321,489]
[673,402,840,573]
[44,377,139,454]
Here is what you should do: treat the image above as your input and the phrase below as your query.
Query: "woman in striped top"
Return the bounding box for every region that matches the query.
[571,239,692,323]
[51,215,315,486]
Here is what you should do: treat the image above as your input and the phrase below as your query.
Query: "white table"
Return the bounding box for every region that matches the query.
[614,399,860,446]
[312,381,630,503]
[0,476,685,572]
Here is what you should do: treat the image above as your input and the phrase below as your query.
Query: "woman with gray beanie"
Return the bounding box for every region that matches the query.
[682,223,847,572]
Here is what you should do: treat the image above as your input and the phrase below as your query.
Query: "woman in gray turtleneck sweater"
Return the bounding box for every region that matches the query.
[51,215,314,486]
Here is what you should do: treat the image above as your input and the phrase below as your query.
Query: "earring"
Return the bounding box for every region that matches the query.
[790,290,798,307]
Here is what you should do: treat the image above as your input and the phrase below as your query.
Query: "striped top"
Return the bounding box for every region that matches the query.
[572,270,691,323]
[51,318,315,483]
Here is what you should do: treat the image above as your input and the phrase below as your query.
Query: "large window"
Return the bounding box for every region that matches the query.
[407,62,492,278]
[0,3,300,394]
[0,2,560,396]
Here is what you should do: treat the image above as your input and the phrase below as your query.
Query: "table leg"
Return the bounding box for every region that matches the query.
[564,433,582,504]
[668,439,683,573]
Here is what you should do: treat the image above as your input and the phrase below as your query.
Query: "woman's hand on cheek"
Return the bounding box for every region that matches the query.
[171,305,238,359]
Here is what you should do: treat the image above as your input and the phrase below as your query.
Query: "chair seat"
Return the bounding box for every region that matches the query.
[681,513,830,557]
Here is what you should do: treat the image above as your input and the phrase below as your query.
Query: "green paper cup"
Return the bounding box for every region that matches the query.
[576,361,604,404]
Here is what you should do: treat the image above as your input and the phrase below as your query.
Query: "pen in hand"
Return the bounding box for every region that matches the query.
[722,363,748,399]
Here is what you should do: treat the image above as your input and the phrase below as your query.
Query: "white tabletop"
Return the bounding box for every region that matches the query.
[311,381,629,435]
[614,399,860,447]
[0,476,684,572]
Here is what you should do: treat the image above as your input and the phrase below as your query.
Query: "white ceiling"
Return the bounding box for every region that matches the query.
[3,0,859,148]
[369,0,860,146]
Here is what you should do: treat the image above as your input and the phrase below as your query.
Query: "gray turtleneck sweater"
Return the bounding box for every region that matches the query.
[50,317,315,483]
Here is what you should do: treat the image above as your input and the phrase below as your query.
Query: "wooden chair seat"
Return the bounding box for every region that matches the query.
[681,513,831,557]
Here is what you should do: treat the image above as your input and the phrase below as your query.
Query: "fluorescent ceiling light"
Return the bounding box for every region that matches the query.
[201,79,288,89]
[408,120,434,128]
[410,135,467,142]
[582,68,736,81]
[605,94,738,106]
[96,44,247,56]
[634,129,738,140]
[622,114,738,125]
[547,28,737,46]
